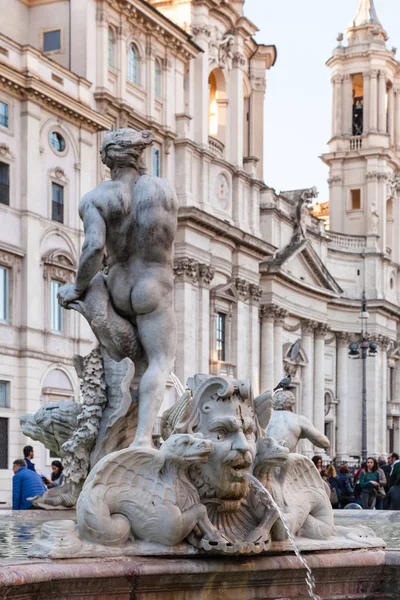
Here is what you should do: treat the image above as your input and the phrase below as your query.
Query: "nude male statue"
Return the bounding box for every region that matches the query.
[266,390,330,453]
[57,128,178,449]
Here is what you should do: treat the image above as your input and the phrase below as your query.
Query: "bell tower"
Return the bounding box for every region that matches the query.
[321,0,400,259]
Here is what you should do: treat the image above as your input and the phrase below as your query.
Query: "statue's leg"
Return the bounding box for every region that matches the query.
[131,304,176,448]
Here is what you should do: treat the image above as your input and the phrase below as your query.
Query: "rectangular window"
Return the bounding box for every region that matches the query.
[50,280,62,332]
[43,29,61,53]
[0,382,9,408]
[152,147,160,177]
[216,313,226,362]
[0,162,10,206]
[0,418,8,469]
[51,182,64,223]
[0,102,8,128]
[0,267,8,321]
[350,188,361,210]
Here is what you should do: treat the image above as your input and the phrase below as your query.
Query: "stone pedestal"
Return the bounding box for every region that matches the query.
[0,550,390,600]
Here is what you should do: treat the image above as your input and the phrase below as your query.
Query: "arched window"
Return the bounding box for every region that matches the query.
[128,44,140,84]
[208,72,218,136]
[155,59,162,99]
[108,28,115,68]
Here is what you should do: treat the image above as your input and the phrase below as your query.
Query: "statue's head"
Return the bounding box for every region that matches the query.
[160,433,213,464]
[100,128,154,173]
[164,375,261,503]
[272,390,296,412]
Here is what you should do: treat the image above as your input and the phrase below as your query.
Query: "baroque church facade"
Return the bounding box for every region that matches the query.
[0,0,398,500]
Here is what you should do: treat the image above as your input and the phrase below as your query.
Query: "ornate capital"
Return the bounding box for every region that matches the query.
[234,278,249,300]
[232,52,246,68]
[315,323,329,339]
[331,74,343,84]
[198,263,215,287]
[377,335,391,350]
[249,284,262,304]
[274,308,288,325]
[260,304,276,322]
[336,331,352,347]
[96,9,109,24]
[174,258,199,284]
[301,319,317,335]
[328,175,343,187]
[191,24,211,38]
[173,259,215,286]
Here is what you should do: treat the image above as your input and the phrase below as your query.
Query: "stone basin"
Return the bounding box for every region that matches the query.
[0,510,399,599]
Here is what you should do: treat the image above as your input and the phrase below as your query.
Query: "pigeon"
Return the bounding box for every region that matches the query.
[273,375,292,392]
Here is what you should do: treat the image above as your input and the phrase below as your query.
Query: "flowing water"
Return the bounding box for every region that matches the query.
[170,372,186,396]
[246,473,321,600]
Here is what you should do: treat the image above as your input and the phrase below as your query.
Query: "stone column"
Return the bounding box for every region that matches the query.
[173,259,201,384]
[96,7,109,90]
[388,86,395,143]
[274,309,288,385]
[370,70,378,132]
[378,71,387,133]
[301,320,315,454]
[336,332,350,461]
[395,89,400,149]
[379,336,390,456]
[192,25,211,147]
[229,55,244,167]
[117,24,127,101]
[260,305,275,392]
[249,62,267,180]
[343,75,353,136]
[249,285,262,395]
[314,324,328,452]
[332,75,343,137]
[363,72,370,133]
[197,265,215,374]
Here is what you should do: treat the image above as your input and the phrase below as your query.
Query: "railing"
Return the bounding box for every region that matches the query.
[328,231,367,250]
[350,136,363,150]
[208,135,225,159]
[210,360,236,378]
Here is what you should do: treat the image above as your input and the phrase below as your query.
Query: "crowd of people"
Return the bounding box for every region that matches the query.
[12,446,64,510]
[10,444,400,511]
[312,453,400,510]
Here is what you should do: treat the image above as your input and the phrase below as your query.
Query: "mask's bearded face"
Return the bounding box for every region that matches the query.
[188,398,257,502]
[100,128,154,172]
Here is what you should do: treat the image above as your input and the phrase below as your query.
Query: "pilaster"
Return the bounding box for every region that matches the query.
[314,324,328,452]
[336,332,351,461]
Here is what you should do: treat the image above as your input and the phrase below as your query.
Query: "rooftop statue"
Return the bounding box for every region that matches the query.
[57,128,178,449]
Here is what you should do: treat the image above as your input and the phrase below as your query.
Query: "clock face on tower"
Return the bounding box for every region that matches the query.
[215,173,230,210]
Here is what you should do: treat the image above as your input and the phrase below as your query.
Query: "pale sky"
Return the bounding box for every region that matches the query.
[244,0,400,201]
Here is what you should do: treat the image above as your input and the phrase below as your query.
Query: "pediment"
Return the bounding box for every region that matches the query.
[262,240,342,295]
[210,281,239,303]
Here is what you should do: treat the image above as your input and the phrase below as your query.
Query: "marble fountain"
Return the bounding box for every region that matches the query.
[2,128,400,600]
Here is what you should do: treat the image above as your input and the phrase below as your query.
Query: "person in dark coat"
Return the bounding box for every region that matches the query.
[378,456,391,491]
[389,453,400,489]
[23,446,36,472]
[337,465,354,507]
[387,476,400,510]
[12,459,46,510]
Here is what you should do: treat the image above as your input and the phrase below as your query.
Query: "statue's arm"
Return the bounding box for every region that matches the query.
[299,416,330,449]
[58,198,106,307]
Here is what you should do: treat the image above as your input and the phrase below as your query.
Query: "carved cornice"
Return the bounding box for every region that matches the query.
[174,258,215,286]
[0,59,111,132]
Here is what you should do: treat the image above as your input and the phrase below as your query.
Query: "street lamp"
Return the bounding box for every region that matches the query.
[348,292,377,463]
